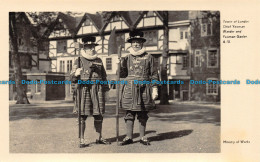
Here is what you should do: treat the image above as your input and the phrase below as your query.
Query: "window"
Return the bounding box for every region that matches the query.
[207,49,218,68]
[180,30,188,40]
[106,58,112,70]
[202,24,207,33]
[57,40,67,53]
[185,32,188,39]
[170,55,182,64]
[183,56,188,68]
[201,22,213,37]
[143,30,158,46]
[67,60,72,73]
[194,50,201,67]
[206,78,218,95]
[60,60,65,72]
[207,23,212,35]
[180,31,184,39]
[36,80,41,93]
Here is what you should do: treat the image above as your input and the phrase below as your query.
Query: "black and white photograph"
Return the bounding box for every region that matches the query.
[1,0,260,161]
[8,11,221,153]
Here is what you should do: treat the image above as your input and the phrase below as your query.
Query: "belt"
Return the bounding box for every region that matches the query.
[79,78,102,81]
[126,75,150,80]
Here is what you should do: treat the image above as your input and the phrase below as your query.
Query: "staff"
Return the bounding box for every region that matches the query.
[74,42,82,144]
[72,37,111,148]
[116,45,122,145]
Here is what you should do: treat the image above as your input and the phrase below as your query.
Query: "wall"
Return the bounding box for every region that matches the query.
[190,13,220,102]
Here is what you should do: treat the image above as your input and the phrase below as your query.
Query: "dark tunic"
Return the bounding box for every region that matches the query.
[71,56,108,116]
[120,52,159,111]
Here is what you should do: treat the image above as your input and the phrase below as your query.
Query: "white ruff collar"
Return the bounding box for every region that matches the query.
[81,50,98,60]
[129,47,146,56]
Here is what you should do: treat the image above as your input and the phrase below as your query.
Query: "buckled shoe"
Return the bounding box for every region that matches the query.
[79,140,89,148]
[96,138,111,145]
[140,138,150,145]
[120,137,133,146]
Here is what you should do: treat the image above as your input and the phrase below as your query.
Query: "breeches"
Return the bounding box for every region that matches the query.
[124,110,149,123]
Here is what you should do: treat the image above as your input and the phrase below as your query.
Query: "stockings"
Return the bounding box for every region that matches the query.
[125,119,147,139]
[79,115,103,142]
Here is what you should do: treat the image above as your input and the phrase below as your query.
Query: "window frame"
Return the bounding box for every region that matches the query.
[206,78,219,95]
[60,60,65,72]
[207,49,218,68]
[143,30,158,47]
[35,80,41,93]
[182,55,188,69]
[194,49,201,67]
[67,60,72,73]
[57,40,67,53]
[106,57,112,71]
[180,31,184,39]
[201,21,213,37]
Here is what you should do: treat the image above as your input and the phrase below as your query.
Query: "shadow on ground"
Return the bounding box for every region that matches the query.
[9,103,220,126]
[148,129,193,142]
[105,129,193,144]
[150,104,220,126]
[103,130,156,143]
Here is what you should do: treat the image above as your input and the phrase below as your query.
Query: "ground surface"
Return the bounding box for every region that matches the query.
[9,100,220,153]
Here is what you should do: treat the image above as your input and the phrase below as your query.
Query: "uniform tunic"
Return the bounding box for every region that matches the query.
[71,56,108,116]
[120,52,159,111]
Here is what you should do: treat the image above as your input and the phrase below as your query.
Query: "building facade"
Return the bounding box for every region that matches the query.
[9,11,220,102]
[190,11,220,101]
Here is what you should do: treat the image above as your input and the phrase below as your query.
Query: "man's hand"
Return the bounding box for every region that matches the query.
[152,87,158,100]
[75,68,83,76]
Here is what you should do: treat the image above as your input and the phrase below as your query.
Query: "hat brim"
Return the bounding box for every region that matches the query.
[127,37,146,43]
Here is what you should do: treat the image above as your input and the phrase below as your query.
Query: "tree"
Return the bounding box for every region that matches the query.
[9,12,29,104]
[159,11,169,105]
[9,12,58,104]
